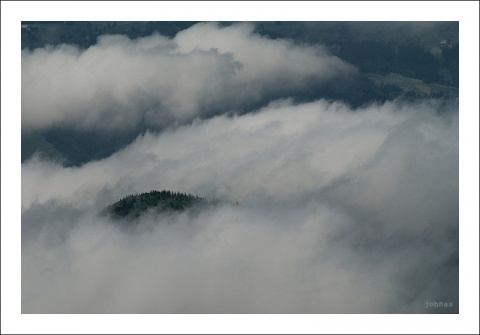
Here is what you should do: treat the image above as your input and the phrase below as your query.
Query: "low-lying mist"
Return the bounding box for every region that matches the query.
[22,98,458,313]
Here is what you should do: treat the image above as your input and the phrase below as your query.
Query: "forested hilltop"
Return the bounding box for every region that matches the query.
[104,190,220,220]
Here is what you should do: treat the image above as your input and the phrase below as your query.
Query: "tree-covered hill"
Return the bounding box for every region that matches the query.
[103,190,219,220]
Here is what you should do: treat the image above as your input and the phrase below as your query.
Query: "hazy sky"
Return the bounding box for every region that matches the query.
[2,1,479,333]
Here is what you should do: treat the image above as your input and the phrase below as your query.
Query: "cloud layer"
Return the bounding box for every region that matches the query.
[21,22,355,132]
[22,98,459,313]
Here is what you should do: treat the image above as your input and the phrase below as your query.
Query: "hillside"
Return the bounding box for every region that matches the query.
[103,190,219,220]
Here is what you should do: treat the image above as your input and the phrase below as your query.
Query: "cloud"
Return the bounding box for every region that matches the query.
[21,22,355,132]
[21,98,459,313]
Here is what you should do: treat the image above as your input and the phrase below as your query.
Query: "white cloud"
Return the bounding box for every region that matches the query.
[21,23,356,131]
[21,98,459,313]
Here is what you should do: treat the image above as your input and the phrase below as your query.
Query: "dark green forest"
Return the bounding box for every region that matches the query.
[254,21,459,88]
[21,21,198,49]
[104,190,220,221]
